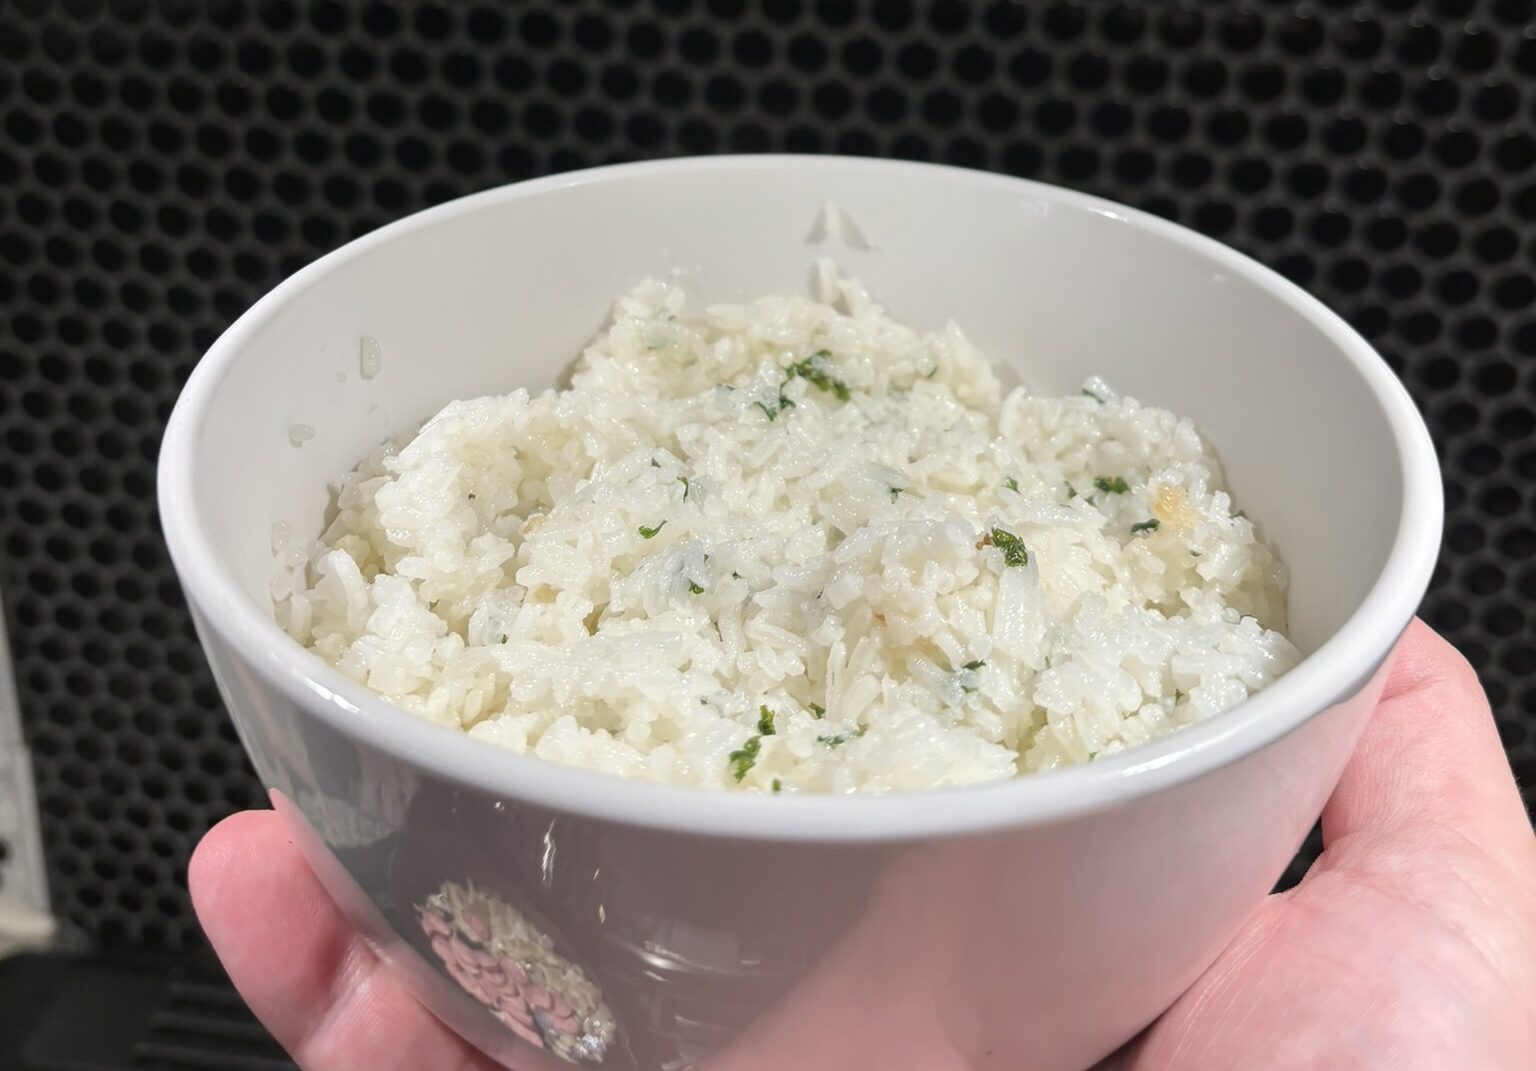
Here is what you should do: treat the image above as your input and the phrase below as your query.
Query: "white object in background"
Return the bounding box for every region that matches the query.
[0,582,55,956]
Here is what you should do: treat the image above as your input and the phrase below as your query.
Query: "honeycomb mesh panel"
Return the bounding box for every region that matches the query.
[0,0,1532,949]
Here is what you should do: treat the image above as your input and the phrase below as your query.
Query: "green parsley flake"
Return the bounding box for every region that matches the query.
[1004,476,1019,492]
[728,737,761,782]
[889,486,905,502]
[1094,476,1130,495]
[497,633,508,644]
[638,520,667,539]
[1066,484,1078,500]
[757,705,776,735]
[753,394,795,421]
[786,350,852,401]
[1131,518,1161,534]
[989,527,1029,567]
[962,660,986,670]
[817,730,863,749]
[772,778,782,793]
[809,702,826,719]
[678,476,690,500]
[688,580,705,595]
[650,459,660,468]
[1082,388,1106,403]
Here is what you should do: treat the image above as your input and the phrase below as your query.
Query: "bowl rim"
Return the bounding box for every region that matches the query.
[157,154,1443,842]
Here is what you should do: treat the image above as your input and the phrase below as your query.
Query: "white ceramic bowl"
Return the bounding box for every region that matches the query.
[159,157,1441,1071]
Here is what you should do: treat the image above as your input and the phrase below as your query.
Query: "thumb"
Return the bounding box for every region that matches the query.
[1320,618,1531,863]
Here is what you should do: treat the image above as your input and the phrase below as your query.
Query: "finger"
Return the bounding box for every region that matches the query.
[189,810,499,1071]
[1321,619,1531,858]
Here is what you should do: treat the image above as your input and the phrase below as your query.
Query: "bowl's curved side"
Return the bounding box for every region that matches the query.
[193,596,1393,1071]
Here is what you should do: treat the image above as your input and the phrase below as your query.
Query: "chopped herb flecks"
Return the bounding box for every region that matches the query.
[786,350,852,401]
[1082,388,1106,403]
[688,580,705,595]
[1066,484,1078,500]
[772,778,782,793]
[809,702,826,719]
[754,394,795,421]
[1004,476,1019,492]
[678,476,691,500]
[728,737,761,782]
[818,729,863,748]
[989,526,1029,567]
[467,493,476,501]
[758,705,777,735]
[889,486,905,502]
[962,660,986,670]
[650,459,660,468]
[638,521,667,539]
[1131,518,1161,534]
[1094,476,1130,495]
[498,633,508,644]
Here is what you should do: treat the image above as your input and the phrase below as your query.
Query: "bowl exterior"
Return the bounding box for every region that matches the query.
[192,599,1388,1071]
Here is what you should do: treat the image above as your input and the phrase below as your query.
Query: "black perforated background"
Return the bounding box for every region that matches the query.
[0,0,1532,953]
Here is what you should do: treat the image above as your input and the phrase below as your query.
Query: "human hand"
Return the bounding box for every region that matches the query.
[1106,619,1536,1071]
[190,620,1536,1070]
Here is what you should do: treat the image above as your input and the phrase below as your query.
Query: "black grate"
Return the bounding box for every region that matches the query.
[0,952,295,1070]
[0,0,1532,954]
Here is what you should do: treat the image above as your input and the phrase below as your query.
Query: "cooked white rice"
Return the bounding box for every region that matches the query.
[275,271,1300,793]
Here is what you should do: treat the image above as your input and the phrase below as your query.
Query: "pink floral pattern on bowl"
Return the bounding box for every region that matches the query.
[419,881,616,1063]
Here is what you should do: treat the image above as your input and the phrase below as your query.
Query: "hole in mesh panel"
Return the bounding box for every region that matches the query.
[1123,55,1168,94]
[1472,80,1520,122]
[1493,131,1536,174]
[1299,66,1345,106]
[1042,1,1086,41]
[1337,14,1384,59]
[1450,24,1498,72]
[1447,519,1486,553]
[1415,221,1461,258]
[953,42,997,86]
[1397,310,1442,344]
[1098,4,1142,44]
[1471,226,1518,264]
[1434,126,1482,168]
[1057,145,1099,182]
[1181,57,1226,98]
[1459,442,1502,477]
[1227,157,1271,194]
[1479,486,1520,519]
[1157,7,1204,49]
[1474,360,1517,395]
[1365,216,1409,252]
[1066,53,1110,92]
[1359,68,1404,109]
[1008,47,1051,87]
[920,88,960,126]
[1204,108,1253,145]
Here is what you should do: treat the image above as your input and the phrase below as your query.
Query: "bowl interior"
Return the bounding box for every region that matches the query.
[182,158,1405,681]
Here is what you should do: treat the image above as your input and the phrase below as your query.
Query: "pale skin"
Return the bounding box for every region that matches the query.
[191,621,1536,1071]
